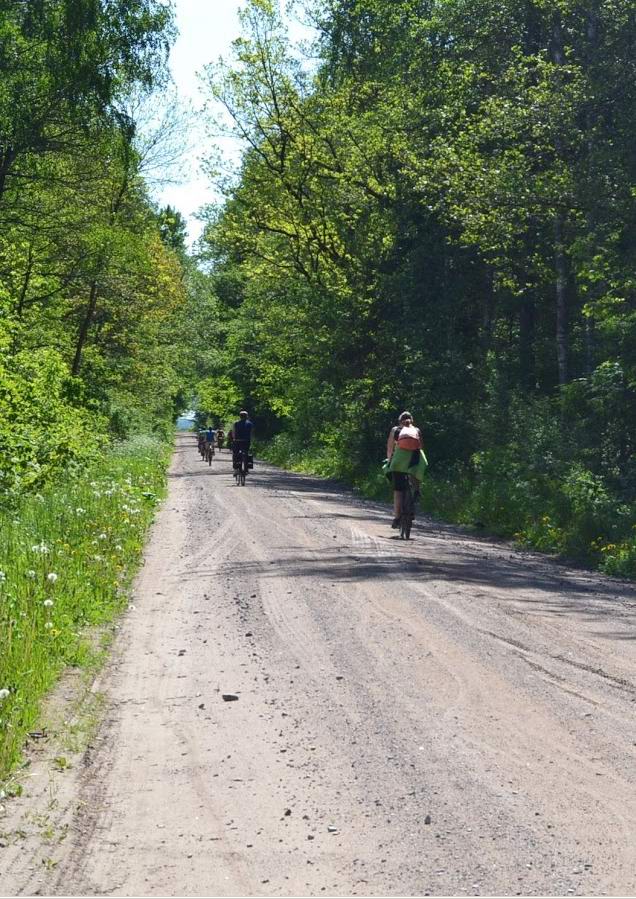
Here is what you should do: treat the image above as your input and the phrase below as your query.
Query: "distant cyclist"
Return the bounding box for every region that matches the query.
[232,410,253,469]
[217,427,225,451]
[205,425,216,457]
[385,411,428,528]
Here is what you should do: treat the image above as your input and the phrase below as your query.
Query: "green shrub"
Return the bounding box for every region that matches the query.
[598,533,636,578]
[0,347,104,499]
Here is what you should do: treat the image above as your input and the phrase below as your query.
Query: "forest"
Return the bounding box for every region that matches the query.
[0,0,193,773]
[0,0,634,773]
[195,0,636,577]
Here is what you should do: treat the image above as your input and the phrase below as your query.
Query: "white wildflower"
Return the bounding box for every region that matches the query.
[32,542,50,554]
[44,622,53,630]
[26,570,36,579]
[46,572,58,584]
[0,571,5,582]
[43,599,54,608]
[98,533,107,540]
[0,689,10,701]
[115,545,123,552]
[75,507,86,515]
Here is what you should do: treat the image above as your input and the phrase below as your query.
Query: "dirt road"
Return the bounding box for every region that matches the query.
[2,434,635,897]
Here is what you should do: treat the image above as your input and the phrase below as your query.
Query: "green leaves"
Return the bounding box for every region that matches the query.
[188,0,635,567]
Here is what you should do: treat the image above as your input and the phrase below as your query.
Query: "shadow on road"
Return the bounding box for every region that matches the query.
[169,437,636,642]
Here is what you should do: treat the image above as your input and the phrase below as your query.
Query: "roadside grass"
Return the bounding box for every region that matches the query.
[0,435,170,779]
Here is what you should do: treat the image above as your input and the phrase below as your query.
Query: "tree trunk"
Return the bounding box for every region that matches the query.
[16,244,34,318]
[70,140,129,378]
[585,317,596,376]
[583,3,600,377]
[0,146,16,207]
[71,279,99,376]
[519,291,535,390]
[551,16,569,387]
[554,214,569,386]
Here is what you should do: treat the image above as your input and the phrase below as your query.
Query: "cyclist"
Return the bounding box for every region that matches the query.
[385,411,428,528]
[197,429,206,456]
[232,410,253,472]
[205,424,216,458]
[217,427,225,451]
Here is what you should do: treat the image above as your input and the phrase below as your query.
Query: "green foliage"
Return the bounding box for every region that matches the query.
[197,375,242,424]
[0,435,170,777]
[0,0,210,780]
[190,0,635,576]
[0,346,103,498]
[0,2,190,500]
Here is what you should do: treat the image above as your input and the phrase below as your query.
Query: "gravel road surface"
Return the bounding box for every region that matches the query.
[2,434,635,897]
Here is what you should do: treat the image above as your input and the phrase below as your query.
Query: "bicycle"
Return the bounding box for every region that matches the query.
[399,477,417,540]
[233,443,250,485]
[205,441,215,466]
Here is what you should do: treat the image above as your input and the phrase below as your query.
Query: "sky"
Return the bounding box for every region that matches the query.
[156,0,244,244]
[156,0,314,246]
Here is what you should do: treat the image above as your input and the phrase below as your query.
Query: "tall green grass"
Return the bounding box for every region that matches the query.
[0,435,170,778]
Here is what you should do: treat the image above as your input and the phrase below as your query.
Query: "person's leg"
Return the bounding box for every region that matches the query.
[410,475,420,515]
[392,473,405,526]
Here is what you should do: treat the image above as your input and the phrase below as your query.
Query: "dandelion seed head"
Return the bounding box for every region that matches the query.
[47,572,58,584]
[0,571,6,583]
[25,570,37,579]
[44,621,53,630]
[43,598,54,607]
[32,542,50,554]
[0,689,10,701]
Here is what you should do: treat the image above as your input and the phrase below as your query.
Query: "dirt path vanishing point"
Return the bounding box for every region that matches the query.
[2,434,635,897]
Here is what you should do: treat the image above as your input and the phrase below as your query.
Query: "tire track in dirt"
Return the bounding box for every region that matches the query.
[2,435,635,897]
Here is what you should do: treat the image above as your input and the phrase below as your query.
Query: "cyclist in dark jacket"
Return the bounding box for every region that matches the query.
[232,411,253,468]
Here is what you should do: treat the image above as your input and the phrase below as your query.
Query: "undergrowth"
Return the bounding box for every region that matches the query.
[0,435,170,778]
